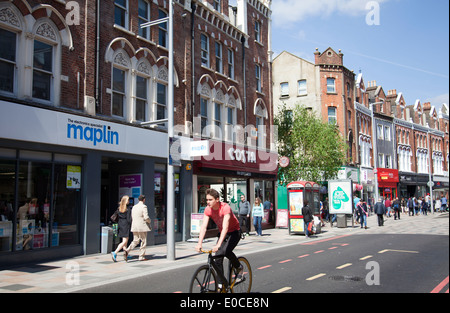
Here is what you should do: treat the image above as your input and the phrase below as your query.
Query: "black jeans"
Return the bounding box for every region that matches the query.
[239,214,250,235]
[215,230,241,284]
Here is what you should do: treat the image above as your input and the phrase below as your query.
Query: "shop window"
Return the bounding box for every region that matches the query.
[0,150,81,253]
[17,161,52,250]
[154,170,181,235]
[0,160,15,253]
[52,164,81,246]
[154,172,166,235]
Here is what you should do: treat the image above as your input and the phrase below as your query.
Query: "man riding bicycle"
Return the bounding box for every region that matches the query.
[196,188,244,285]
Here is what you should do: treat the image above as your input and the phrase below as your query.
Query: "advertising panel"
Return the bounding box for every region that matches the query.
[328,180,353,214]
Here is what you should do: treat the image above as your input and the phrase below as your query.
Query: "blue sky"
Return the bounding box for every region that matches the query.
[240,0,450,111]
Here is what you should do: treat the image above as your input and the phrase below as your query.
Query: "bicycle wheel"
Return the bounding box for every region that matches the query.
[189,265,218,293]
[229,256,252,293]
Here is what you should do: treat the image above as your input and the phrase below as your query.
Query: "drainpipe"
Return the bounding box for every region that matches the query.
[95,0,101,113]
[241,35,247,143]
[191,1,197,131]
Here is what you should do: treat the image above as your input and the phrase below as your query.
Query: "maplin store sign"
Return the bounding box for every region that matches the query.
[0,100,168,158]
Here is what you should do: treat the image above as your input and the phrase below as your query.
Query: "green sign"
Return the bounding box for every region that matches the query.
[332,186,350,210]
[328,180,353,214]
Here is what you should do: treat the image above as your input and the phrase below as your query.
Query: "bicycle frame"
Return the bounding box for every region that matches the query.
[204,250,237,293]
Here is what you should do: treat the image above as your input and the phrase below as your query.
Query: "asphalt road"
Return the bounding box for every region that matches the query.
[77,233,449,294]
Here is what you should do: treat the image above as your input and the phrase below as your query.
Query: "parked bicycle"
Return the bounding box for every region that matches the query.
[189,249,252,293]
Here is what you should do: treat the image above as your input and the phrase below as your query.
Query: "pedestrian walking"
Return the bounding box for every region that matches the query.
[238,194,251,236]
[440,194,447,213]
[407,197,414,216]
[393,197,401,220]
[302,200,314,238]
[421,199,428,216]
[252,197,264,236]
[374,198,386,226]
[111,195,132,262]
[124,195,152,262]
[356,199,368,229]
[435,197,441,213]
[323,197,329,222]
[385,197,392,218]
[401,197,407,214]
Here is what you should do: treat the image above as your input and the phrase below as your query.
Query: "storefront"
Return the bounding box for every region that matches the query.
[192,140,278,235]
[0,101,189,267]
[377,168,399,200]
[359,167,375,203]
[398,172,418,199]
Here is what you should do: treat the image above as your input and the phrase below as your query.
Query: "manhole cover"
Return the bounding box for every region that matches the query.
[328,275,364,282]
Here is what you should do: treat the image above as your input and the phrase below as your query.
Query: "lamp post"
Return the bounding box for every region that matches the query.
[141,0,175,260]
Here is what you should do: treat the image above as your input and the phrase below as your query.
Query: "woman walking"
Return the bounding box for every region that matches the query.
[252,197,264,236]
[111,195,131,262]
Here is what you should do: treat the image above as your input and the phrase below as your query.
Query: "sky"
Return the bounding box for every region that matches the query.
[233,0,450,111]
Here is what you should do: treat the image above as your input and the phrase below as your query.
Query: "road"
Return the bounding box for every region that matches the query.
[77,233,449,294]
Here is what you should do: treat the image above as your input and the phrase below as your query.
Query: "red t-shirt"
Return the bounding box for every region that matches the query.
[204,202,240,233]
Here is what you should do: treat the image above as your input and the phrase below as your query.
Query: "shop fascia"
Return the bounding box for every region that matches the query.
[173,120,278,173]
[0,100,168,158]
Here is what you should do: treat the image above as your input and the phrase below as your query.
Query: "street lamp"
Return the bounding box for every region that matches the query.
[141,0,176,260]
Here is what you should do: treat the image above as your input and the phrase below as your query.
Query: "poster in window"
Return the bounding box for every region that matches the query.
[67,165,81,189]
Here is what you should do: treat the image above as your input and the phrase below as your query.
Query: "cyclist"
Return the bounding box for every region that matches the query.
[196,188,244,286]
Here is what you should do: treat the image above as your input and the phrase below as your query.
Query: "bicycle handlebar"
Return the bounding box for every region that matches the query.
[200,249,213,254]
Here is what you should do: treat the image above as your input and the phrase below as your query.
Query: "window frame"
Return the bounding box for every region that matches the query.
[138,0,151,40]
[255,64,262,93]
[298,79,307,96]
[201,33,210,68]
[0,28,17,95]
[114,0,129,29]
[327,77,336,93]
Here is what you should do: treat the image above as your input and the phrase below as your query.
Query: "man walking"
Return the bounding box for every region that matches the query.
[238,194,251,236]
[374,198,386,226]
[124,195,152,261]
[302,200,314,238]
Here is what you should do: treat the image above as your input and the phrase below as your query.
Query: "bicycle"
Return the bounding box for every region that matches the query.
[189,249,252,293]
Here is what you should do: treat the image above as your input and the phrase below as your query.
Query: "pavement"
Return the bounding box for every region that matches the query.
[0,211,448,293]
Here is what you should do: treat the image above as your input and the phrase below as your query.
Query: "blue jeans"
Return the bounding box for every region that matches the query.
[253,216,262,236]
[359,214,367,228]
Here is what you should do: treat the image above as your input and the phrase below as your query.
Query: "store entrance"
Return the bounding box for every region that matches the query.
[100,157,144,226]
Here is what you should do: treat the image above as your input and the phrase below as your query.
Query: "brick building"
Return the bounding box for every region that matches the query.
[0,0,277,267]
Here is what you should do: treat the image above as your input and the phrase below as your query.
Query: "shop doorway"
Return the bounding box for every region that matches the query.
[100,157,144,226]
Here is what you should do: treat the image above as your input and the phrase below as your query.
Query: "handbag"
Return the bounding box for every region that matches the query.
[307,221,313,233]
[110,210,119,223]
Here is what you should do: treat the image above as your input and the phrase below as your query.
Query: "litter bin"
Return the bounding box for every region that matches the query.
[337,214,347,228]
[101,226,113,254]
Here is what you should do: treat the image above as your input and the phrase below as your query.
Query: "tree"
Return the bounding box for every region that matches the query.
[274,103,347,184]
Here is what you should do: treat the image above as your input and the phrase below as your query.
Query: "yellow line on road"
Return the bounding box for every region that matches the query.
[336,263,352,269]
[378,249,419,254]
[306,273,326,281]
[272,287,292,293]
